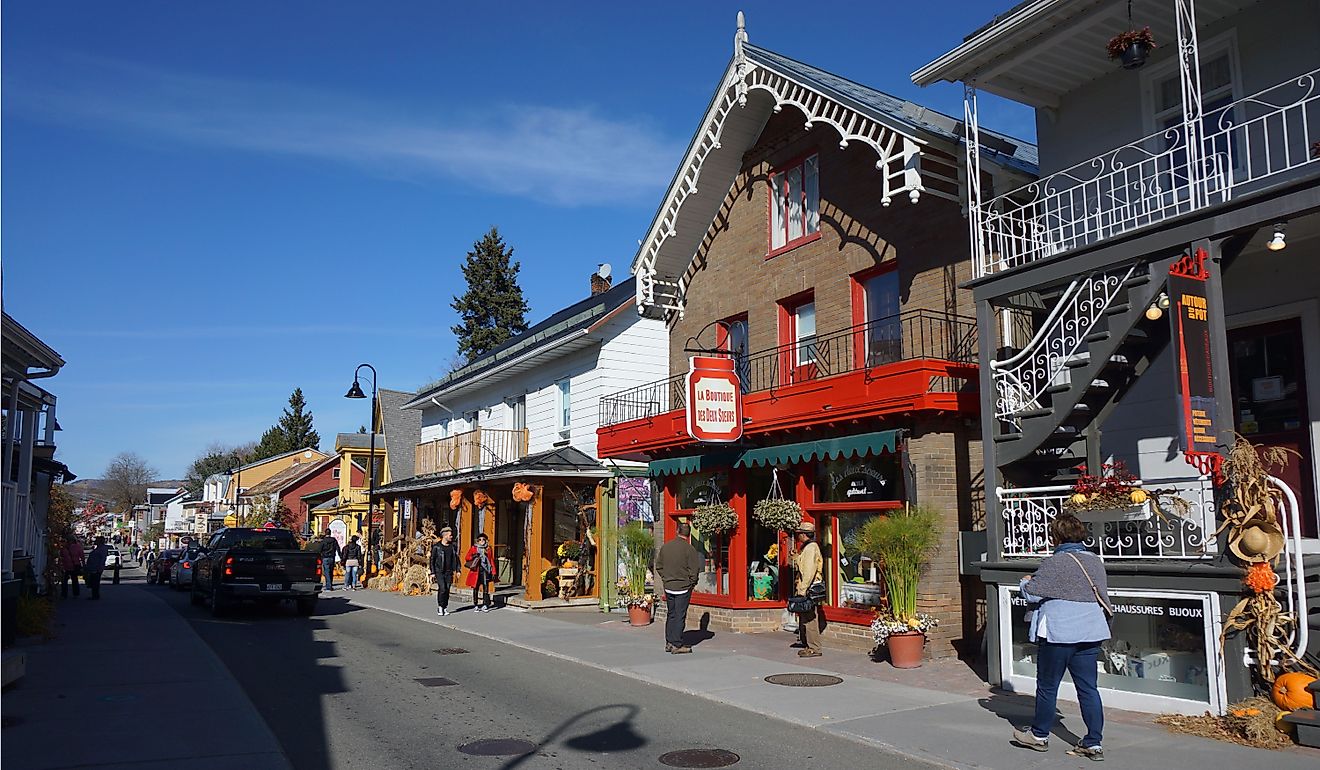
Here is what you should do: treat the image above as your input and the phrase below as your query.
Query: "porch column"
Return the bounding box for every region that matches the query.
[18,408,38,557]
[2,379,18,485]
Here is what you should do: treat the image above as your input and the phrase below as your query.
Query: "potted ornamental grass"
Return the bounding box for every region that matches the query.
[858,506,941,668]
[617,521,655,626]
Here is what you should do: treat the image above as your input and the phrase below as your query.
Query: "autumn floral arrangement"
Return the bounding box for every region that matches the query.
[1106,26,1157,59]
[557,539,583,567]
[1063,461,1191,520]
[692,502,738,534]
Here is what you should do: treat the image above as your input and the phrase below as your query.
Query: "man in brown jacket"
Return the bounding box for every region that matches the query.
[654,522,703,654]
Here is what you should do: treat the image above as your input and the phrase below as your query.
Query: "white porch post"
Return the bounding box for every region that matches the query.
[963,82,985,278]
[43,397,57,445]
[18,408,38,558]
[2,380,18,486]
[1175,0,1205,208]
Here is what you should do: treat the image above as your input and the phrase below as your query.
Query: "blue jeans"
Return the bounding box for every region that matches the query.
[1032,641,1104,747]
[322,558,335,589]
[344,565,359,588]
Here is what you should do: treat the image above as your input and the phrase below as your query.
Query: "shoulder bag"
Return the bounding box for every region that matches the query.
[786,595,815,614]
[805,580,827,604]
[1065,552,1114,621]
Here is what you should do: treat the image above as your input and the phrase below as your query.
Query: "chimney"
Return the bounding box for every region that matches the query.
[590,272,612,296]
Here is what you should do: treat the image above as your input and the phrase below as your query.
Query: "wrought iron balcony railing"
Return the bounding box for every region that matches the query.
[598,309,977,427]
[975,68,1320,277]
[414,427,529,477]
[997,476,1215,561]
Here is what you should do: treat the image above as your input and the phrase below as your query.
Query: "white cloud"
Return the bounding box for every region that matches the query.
[7,56,681,206]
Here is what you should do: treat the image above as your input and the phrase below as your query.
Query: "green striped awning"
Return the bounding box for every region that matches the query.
[734,430,899,468]
[647,451,740,477]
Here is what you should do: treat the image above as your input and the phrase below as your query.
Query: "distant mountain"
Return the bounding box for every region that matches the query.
[64,479,188,504]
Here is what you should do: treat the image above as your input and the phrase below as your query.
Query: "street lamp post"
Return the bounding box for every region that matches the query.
[345,363,378,584]
[228,464,243,529]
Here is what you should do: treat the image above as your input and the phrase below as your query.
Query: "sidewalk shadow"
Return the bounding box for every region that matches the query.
[680,612,716,648]
[976,690,1082,747]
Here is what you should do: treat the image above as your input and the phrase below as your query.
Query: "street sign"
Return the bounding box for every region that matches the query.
[686,355,744,442]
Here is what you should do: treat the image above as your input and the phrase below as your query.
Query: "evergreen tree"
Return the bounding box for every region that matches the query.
[450,227,530,363]
[252,388,321,460]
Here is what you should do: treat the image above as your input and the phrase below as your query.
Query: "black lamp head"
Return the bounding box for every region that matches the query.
[345,380,367,399]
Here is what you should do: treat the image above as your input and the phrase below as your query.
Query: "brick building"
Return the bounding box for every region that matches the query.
[597,16,1036,659]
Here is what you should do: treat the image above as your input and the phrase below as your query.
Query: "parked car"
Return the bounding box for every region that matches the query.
[191,528,321,616]
[169,548,203,589]
[148,549,183,584]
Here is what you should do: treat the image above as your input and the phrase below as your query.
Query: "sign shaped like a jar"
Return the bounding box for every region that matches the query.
[686,356,744,442]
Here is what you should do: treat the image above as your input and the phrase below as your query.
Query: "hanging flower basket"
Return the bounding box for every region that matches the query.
[691,502,738,534]
[752,498,803,532]
[1107,27,1156,70]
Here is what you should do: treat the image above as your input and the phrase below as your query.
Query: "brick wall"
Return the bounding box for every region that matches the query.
[669,109,974,376]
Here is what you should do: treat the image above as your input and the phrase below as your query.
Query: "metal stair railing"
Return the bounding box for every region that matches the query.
[1269,476,1310,661]
[990,264,1138,425]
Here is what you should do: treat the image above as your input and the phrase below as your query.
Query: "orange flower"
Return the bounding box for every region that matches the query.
[1243,561,1278,594]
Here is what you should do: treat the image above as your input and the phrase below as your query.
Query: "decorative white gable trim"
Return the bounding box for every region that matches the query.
[634,13,928,320]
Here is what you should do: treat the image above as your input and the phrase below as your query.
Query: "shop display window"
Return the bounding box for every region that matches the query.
[680,518,729,595]
[829,513,885,610]
[814,453,902,504]
[675,471,730,510]
[744,466,787,601]
[1006,588,1217,706]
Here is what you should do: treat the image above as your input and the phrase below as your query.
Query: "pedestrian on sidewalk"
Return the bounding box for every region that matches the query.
[59,533,85,599]
[464,533,495,612]
[654,521,701,654]
[318,530,341,591]
[430,527,460,616]
[370,527,383,572]
[84,536,110,600]
[791,522,824,658]
[1011,513,1110,761]
[342,535,363,590]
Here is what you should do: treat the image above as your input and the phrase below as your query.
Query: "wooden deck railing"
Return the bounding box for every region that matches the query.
[414,428,530,476]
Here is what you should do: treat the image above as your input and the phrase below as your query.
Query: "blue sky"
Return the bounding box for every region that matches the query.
[2,1,1031,480]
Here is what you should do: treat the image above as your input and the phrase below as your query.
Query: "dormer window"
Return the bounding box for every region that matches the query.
[769,154,820,255]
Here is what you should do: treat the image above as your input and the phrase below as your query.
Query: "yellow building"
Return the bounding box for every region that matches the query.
[228,447,330,524]
[308,433,385,543]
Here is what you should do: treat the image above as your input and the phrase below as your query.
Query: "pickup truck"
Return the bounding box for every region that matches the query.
[190,527,321,616]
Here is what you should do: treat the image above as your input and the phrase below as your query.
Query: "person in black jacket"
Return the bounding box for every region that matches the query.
[430,526,460,616]
[318,530,340,591]
[341,535,364,591]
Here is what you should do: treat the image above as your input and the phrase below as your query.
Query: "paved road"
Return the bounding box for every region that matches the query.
[151,582,934,769]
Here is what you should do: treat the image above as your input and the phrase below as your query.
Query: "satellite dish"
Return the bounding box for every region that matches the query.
[303,450,314,459]
[597,263,612,280]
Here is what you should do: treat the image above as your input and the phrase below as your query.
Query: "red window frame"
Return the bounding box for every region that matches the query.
[777,291,818,386]
[766,152,821,259]
[849,263,900,366]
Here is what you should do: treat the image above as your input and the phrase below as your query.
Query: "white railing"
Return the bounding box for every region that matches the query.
[998,476,1216,560]
[991,265,1136,422]
[976,68,1320,277]
[1269,476,1309,661]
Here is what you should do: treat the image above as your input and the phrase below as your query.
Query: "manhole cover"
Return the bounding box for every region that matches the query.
[433,647,469,655]
[457,738,538,756]
[764,673,843,687]
[414,677,458,687]
[658,749,740,768]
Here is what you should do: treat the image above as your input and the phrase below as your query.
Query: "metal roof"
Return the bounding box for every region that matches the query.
[378,389,421,484]
[375,445,609,495]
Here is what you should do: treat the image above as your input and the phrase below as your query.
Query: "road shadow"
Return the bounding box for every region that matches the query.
[499,704,646,770]
[976,690,1083,747]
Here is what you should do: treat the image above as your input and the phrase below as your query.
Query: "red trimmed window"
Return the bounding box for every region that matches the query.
[778,292,818,385]
[716,314,751,393]
[768,154,820,255]
[850,266,902,367]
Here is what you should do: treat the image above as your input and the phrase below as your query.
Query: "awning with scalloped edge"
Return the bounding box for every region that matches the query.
[734,430,899,469]
[647,451,741,477]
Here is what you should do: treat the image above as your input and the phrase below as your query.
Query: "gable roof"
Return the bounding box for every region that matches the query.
[630,16,1037,319]
[243,455,337,497]
[235,446,329,473]
[403,276,637,408]
[378,388,422,484]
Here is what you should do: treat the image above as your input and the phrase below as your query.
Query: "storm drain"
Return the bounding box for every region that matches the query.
[414,677,458,687]
[457,738,538,756]
[658,749,741,768]
[763,673,843,687]
[433,647,470,655]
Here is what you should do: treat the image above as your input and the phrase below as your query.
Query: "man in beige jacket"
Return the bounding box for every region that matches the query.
[792,521,824,657]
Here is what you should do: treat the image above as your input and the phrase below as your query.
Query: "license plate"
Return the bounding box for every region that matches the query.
[263,583,282,591]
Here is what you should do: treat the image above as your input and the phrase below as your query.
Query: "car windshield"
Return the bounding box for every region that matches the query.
[213,528,300,550]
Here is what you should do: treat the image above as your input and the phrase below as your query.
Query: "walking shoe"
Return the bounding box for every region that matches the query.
[437,607,443,616]
[671,646,692,654]
[665,643,674,652]
[1011,727,1050,751]
[1068,744,1103,761]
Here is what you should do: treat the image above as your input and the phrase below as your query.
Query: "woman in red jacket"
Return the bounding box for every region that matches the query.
[464,533,495,612]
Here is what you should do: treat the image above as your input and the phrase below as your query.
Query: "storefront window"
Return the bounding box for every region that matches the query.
[675,471,730,509]
[745,466,791,601]
[682,518,729,595]
[1007,588,1216,706]
[814,453,901,504]
[832,513,884,610]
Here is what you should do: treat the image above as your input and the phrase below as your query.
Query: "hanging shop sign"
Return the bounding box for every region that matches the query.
[1168,249,1218,457]
[686,356,744,442]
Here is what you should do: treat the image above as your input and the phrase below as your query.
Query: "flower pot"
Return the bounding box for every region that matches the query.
[887,631,926,668]
[1120,41,1150,69]
[1075,500,1151,523]
[627,604,652,627]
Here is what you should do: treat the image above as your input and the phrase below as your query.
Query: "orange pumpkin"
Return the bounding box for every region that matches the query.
[1272,671,1317,711]
[449,489,463,510]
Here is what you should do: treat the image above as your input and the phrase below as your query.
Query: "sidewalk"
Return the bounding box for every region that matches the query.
[2,570,290,770]
[343,588,1320,769]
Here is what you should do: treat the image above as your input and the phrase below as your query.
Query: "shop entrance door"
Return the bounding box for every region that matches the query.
[495,499,523,587]
[1228,318,1317,538]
